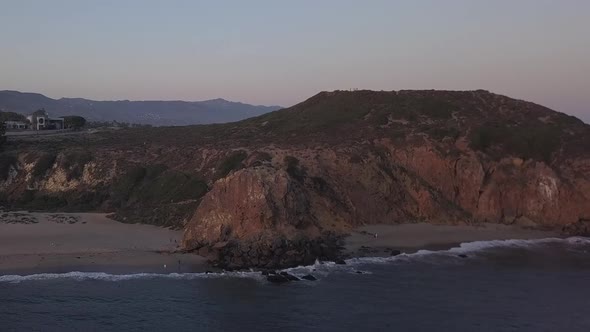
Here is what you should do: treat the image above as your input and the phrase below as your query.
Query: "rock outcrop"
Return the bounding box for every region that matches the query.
[562,219,590,237]
[182,166,342,268]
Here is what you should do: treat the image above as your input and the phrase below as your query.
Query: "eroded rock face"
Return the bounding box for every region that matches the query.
[391,143,590,227]
[182,166,344,268]
[183,166,311,247]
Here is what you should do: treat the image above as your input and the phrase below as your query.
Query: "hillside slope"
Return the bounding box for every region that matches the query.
[2,90,589,268]
[0,90,280,125]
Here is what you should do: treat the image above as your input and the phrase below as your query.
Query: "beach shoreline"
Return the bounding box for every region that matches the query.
[343,223,561,258]
[1,211,563,275]
[0,211,209,275]
[0,251,210,276]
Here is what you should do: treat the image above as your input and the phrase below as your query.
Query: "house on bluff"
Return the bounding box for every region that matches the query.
[26,109,65,130]
[3,120,29,130]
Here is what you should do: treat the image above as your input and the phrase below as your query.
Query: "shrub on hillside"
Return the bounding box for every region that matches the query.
[285,155,306,181]
[0,153,17,181]
[217,150,248,177]
[61,116,87,129]
[469,123,561,163]
[60,150,93,180]
[0,125,5,150]
[110,166,209,209]
[32,153,57,177]
[0,111,27,123]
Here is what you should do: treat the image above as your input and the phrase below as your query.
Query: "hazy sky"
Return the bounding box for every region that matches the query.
[1,0,588,121]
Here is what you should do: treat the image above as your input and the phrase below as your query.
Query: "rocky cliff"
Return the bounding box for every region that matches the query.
[2,90,589,268]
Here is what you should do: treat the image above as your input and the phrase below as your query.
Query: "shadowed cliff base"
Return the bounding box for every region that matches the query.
[2,90,589,269]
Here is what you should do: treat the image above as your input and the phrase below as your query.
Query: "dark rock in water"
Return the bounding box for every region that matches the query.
[355,270,363,274]
[457,254,468,258]
[205,270,214,274]
[390,250,402,256]
[261,270,275,276]
[186,231,342,270]
[334,259,347,265]
[267,274,290,283]
[279,272,300,281]
[562,219,590,236]
[301,274,317,281]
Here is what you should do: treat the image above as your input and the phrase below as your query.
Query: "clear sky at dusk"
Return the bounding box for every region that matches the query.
[0,0,588,121]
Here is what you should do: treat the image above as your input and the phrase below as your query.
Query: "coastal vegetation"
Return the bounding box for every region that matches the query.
[470,122,562,163]
[217,150,248,177]
[0,153,16,180]
[0,111,27,123]
[0,125,5,149]
[61,115,87,129]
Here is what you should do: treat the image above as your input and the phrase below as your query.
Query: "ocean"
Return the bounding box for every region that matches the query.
[2,237,590,332]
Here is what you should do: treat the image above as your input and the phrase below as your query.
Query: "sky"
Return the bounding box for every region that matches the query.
[0,0,589,121]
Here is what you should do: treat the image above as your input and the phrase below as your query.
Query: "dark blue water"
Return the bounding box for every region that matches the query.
[2,238,590,332]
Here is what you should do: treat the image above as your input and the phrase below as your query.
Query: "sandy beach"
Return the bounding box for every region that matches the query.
[0,210,563,274]
[0,211,207,274]
[344,223,560,257]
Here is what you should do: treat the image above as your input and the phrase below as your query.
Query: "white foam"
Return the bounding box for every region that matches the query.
[280,258,377,277]
[343,237,590,266]
[0,270,265,284]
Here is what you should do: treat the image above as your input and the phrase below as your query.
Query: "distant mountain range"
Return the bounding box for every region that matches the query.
[0,90,281,126]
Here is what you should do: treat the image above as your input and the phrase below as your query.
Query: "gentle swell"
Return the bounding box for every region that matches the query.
[2,237,589,283]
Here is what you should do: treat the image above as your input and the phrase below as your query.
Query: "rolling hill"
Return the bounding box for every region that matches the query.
[0,90,281,126]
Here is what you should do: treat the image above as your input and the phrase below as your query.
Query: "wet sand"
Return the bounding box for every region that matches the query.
[0,211,207,274]
[345,223,561,257]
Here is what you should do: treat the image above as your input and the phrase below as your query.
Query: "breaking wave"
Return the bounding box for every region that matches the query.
[0,270,265,284]
[285,237,590,275]
[345,236,590,265]
[2,237,588,283]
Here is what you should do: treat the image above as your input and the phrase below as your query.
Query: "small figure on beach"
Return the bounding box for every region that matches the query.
[374,233,378,238]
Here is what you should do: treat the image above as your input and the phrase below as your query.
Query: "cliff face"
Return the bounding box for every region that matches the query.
[390,142,590,227]
[183,166,311,247]
[2,90,589,268]
[183,166,338,269]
